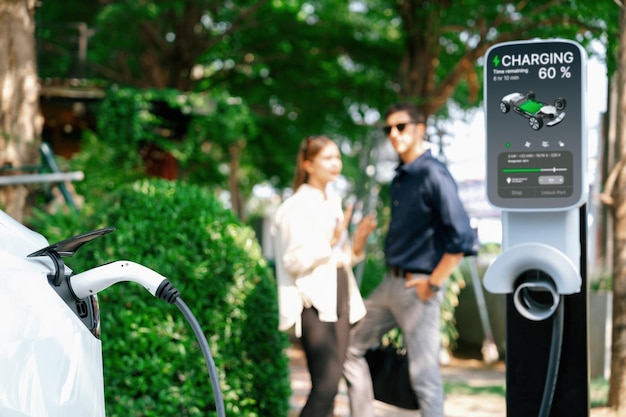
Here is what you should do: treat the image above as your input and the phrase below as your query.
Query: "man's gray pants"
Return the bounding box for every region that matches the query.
[343,273,444,417]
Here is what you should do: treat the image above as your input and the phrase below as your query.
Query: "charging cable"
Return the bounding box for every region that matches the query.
[513,273,565,417]
[537,296,564,417]
[173,297,225,417]
[69,261,226,417]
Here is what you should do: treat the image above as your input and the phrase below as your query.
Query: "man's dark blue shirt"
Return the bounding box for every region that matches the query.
[385,150,476,274]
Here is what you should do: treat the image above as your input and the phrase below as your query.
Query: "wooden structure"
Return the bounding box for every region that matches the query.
[39,81,179,179]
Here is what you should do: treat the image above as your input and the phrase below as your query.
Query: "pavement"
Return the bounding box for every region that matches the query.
[287,338,506,417]
[286,339,615,417]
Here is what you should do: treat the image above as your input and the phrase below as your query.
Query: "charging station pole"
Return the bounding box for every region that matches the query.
[483,39,589,417]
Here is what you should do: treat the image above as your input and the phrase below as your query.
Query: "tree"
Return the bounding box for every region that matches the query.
[0,0,42,221]
[604,0,626,412]
[35,1,618,195]
[28,1,624,247]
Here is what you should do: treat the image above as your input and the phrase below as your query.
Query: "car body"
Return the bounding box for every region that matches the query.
[500,91,566,131]
[0,210,106,417]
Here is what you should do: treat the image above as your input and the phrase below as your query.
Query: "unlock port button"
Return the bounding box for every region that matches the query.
[538,175,564,185]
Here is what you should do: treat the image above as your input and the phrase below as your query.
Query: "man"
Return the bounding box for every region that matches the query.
[343,102,475,417]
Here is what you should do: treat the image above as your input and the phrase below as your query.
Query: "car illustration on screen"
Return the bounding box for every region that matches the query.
[500,91,566,131]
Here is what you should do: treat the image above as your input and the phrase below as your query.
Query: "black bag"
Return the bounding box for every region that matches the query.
[365,344,420,410]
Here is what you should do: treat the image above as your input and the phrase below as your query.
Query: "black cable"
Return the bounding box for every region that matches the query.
[173,296,226,417]
[537,295,565,417]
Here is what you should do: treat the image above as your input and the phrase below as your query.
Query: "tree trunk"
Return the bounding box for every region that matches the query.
[0,0,42,222]
[396,0,485,119]
[608,2,626,411]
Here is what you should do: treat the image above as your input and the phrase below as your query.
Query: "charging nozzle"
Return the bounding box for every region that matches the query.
[69,260,223,416]
[69,260,180,303]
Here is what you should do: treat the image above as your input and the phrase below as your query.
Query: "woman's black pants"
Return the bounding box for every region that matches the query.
[299,268,350,417]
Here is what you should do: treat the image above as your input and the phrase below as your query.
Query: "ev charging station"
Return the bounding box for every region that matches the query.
[483,39,589,417]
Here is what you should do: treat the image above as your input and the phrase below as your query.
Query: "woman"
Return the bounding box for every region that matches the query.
[273,135,376,417]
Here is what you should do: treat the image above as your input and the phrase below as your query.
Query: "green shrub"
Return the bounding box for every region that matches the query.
[29,179,291,417]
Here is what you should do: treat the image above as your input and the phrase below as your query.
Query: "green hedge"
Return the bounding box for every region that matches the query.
[29,179,291,417]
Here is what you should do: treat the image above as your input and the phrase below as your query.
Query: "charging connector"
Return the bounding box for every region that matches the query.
[68,260,225,417]
[70,261,169,299]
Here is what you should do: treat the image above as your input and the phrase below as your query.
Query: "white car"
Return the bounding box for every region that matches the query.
[500,91,566,130]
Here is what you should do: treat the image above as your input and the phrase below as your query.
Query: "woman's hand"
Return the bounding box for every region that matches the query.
[330,204,354,246]
[352,213,377,256]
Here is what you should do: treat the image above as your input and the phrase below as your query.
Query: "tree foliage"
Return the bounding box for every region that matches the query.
[35,1,619,192]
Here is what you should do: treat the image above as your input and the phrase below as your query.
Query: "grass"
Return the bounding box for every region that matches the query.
[444,377,608,408]
[590,378,609,408]
[444,381,506,397]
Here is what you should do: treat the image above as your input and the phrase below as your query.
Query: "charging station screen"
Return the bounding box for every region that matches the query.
[484,40,587,210]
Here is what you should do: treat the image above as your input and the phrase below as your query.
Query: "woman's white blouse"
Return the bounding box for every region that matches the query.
[273,184,366,337]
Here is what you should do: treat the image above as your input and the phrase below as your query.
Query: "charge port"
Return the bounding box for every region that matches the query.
[76,300,89,318]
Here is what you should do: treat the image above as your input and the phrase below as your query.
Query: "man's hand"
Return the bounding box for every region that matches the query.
[405,252,463,300]
[405,278,437,301]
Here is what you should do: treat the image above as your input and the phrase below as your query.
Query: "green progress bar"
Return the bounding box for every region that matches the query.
[502,168,541,173]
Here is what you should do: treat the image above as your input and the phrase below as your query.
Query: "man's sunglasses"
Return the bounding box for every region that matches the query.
[382,122,413,135]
